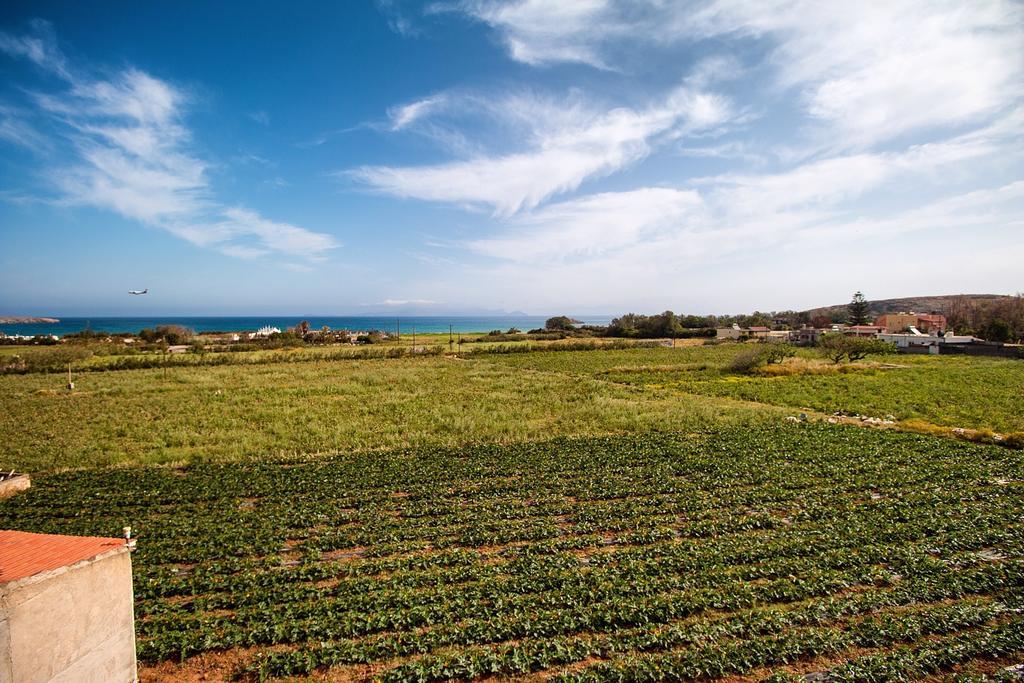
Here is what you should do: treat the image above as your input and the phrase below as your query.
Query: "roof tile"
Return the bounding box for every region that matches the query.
[0,530,125,583]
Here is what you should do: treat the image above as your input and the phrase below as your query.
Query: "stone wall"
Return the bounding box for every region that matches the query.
[0,548,137,683]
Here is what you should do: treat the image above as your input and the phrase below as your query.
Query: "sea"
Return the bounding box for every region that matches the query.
[0,316,613,338]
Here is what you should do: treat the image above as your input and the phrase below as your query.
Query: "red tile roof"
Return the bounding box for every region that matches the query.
[0,530,125,583]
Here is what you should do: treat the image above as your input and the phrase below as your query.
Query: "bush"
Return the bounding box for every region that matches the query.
[1,346,94,374]
[762,342,796,365]
[819,333,895,363]
[728,347,767,373]
[139,325,194,345]
[727,343,796,373]
[545,316,578,331]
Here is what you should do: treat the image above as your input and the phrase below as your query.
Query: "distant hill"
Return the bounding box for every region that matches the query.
[803,294,1013,320]
[0,316,59,324]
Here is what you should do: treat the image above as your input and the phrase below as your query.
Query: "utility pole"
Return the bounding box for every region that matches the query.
[449,324,454,352]
[396,317,400,342]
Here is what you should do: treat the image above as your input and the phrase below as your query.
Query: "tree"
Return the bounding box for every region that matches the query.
[727,343,795,374]
[982,319,1012,343]
[810,315,833,329]
[762,342,796,365]
[847,292,871,325]
[819,333,894,363]
[545,316,577,331]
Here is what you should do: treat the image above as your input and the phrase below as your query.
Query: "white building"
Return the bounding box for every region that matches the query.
[249,325,282,339]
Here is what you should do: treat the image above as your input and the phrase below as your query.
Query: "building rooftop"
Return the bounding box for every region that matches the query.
[0,530,125,584]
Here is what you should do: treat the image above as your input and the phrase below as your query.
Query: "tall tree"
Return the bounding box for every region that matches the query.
[847,291,871,325]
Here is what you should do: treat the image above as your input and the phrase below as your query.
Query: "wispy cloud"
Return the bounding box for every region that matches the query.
[461,107,1023,284]
[467,188,703,263]
[0,18,70,78]
[0,103,51,152]
[349,84,732,215]
[377,0,424,37]
[0,21,338,263]
[452,1,1024,148]
[387,94,449,130]
[447,0,620,68]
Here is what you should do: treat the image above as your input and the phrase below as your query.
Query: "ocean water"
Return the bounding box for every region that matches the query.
[0,316,612,338]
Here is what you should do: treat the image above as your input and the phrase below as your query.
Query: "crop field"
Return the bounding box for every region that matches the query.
[2,425,1022,681]
[1,342,1022,681]
[477,346,1024,435]
[0,353,775,471]
[1,343,1021,473]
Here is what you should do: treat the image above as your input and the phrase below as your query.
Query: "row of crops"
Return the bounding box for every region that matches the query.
[2,423,1022,681]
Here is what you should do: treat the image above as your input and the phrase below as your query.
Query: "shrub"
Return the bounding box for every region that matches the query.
[545,316,578,331]
[728,343,796,373]
[138,325,194,345]
[1,346,94,374]
[728,347,767,374]
[819,333,895,363]
[761,342,796,365]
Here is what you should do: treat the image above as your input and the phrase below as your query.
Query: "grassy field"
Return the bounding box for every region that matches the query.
[0,352,774,471]
[477,345,1024,434]
[1,342,1022,681]
[1,343,1021,472]
[2,426,1021,681]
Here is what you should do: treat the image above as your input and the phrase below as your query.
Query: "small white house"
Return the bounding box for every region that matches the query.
[249,325,282,339]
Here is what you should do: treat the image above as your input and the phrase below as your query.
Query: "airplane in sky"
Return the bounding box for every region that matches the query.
[128,289,148,295]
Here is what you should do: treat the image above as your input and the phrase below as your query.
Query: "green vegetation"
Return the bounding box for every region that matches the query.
[818,332,894,363]
[0,351,772,472]
[1,336,1022,680]
[1,342,1021,473]
[477,345,1024,435]
[1,426,1021,681]
[847,290,871,325]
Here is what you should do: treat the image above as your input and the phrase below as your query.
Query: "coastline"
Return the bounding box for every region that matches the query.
[0,317,59,324]
[0,315,612,338]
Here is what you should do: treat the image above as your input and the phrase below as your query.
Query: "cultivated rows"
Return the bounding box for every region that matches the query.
[1,424,1022,681]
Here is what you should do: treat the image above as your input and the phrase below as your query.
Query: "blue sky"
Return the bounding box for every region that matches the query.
[0,1,1021,316]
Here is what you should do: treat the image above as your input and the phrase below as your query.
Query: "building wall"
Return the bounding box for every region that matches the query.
[875,313,919,333]
[916,315,948,333]
[0,550,137,683]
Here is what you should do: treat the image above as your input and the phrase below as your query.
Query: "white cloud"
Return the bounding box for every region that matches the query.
[351,84,731,215]
[438,175,1023,312]
[452,0,619,68]
[690,0,1024,146]
[374,298,438,306]
[0,104,51,152]
[456,109,1023,308]
[0,18,70,79]
[0,23,338,263]
[387,94,449,130]
[467,188,703,262]
[452,1,1024,147]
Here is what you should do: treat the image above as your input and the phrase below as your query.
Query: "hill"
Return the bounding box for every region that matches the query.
[803,294,1013,320]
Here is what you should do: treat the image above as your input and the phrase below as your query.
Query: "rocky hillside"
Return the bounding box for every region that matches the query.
[803,294,1012,320]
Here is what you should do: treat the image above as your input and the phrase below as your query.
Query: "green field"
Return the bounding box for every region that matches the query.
[2,426,1021,681]
[1,342,1022,681]
[2,343,1021,472]
[477,346,1024,434]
